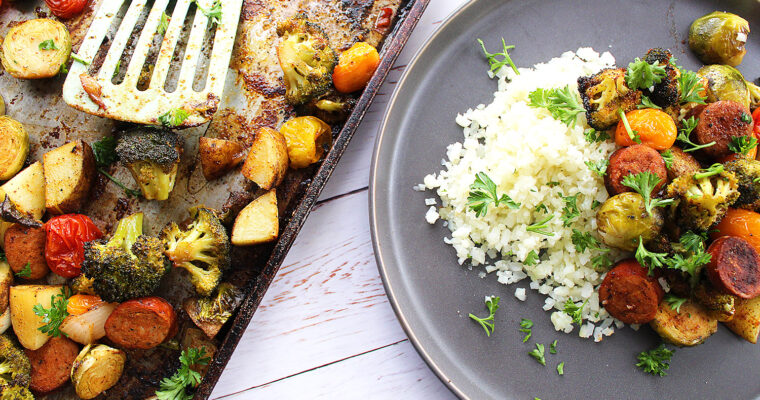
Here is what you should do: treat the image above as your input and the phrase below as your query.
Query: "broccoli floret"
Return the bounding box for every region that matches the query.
[643,48,681,109]
[0,385,33,400]
[724,157,760,211]
[115,127,183,201]
[666,170,740,230]
[82,213,170,303]
[578,68,642,130]
[276,13,337,105]
[69,275,96,295]
[0,335,30,390]
[161,207,230,296]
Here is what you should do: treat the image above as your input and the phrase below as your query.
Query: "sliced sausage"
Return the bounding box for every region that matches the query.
[4,224,48,280]
[694,100,753,159]
[599,259,664,324]
[605,144,668,196]
[706,236,760,299]
[105,297,177,349]
[24,336,79,394]
[664,146,700,181]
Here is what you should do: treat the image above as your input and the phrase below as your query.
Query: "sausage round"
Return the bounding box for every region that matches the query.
[694,100,753,159]
[25,336,79,394]
[599,259,664,324]
[664,146,700,181]
[105,297,177,349]
[4,224,48,280]
[706,236,760,299]
[605,144,668,196]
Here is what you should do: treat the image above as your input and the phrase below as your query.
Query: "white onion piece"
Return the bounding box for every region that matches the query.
[60,303,116,345]
[0,307,10,334]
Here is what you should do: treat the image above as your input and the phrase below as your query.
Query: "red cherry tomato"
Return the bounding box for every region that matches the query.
[45,0,88,19]
[45,214,103,278]
[752,107,760,140]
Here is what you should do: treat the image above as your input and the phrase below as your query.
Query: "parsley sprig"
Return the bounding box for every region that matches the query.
[638,95,662,110]
[14,262,32,278]
[39,39,58,50]
[194,0,222,25]
[621,172,673,215]
[694,163,724,180]
[660,149,674,169]
[469,296,500,337]
[636,344,674,376]
[467,172,520,217]
[678,69,707,105]
[728,135,758,156]
[91,136,142,198]
[477,38,519,75]
[585,159,609,177]
[571,229,612,269]
[159,108,190,127]
[524,250,538,267]
[33,288,70,338]
[625,58,667,90]
[519,318,533,343]
[583,128,610,144]
[677,117,714,152]
[526,215,555,236]
[563,298,588,325]
[529,343,546,366]
[528,86,586,127]
[156,347,211,400]
[635,236,669,275]
[560,193,580,227]
[665,294,687,313]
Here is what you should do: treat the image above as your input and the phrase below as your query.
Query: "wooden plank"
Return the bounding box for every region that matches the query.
[217,340,456,399]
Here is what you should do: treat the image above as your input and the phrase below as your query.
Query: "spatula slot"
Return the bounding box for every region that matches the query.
[86,0,132,77]
[162,2,197,93]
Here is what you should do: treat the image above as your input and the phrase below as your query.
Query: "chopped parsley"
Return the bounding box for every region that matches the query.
[550,340,558,354]
[677,116,714,152]
[591,254,613,270]
[660,149,674,169]
[469,296,500,337]
[638,95,662,110]
[560,193,580,227]
[528,343,546,366]
[158,12,170,35]
[519,318,533,343]
[529,86,586,127]
[32,288,69,338]
[618,109,641,144]
[635,236,669,275]
[728,135,758,156]
[526,215,555,236]
[477,38,519,75]
[571,229,604,253]
[467,172,520,217]
[159,108,190,127]
[14,263,31,278]
[621,172,673,215]
[524,250,538,267]
[636,344,674,376]
[678,68,707,105]
[39,39,58,50]
[625,58,667,90]
[665,294,687,313]
[563,298,588,325]
[71,53,90,65]
[585,159,609,177]
[694,163,724,180]
[557,362,565,375]
[583,128,610,143]
[194,0,222,25]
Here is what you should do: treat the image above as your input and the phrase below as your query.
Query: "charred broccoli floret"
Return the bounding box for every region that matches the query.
[724,157,760,210]
[578,68,642,130]
[276,13,337,105]
[184,283,242,338]
[299,95,357,124]
[643,48,681,109]
[161,207,231,296]
[666,170,740,230]
[82,213,170,303]
[0,334,30,389]
[115,127,183,201]
[0,385,33,400]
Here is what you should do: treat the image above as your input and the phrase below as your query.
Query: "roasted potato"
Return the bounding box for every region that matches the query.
[182,328,217,377]
[241,127,289,189]
[43,140,96,215]
[0,260,11,313]
[198,137,244,181]
[0,307,10,335]
[4,224,48,280]
[725,296,760,343]
[0,116,29,180]
[650,299,718,347]
[279,116,332,169]
[0,19,72,80]
[231,190,279,245]
[1,161,46,220]
[10,285,68,350]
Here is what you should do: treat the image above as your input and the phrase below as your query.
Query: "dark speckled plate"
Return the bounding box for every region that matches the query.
[370,1,760,399]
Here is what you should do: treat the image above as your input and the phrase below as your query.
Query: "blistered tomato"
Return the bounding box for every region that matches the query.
[45,214,103,278]
[615,109,677,150]
[333,42,380,93]
[67,294,105,315]
[752,107,760,140]
[45,0,88,19]
[712,208,760,254]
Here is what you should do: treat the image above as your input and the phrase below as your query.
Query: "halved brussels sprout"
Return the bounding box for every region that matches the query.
[596,192,663,251]
[0,19,72,79]
[71,344,126,400]
[689,11,749,66]
[0,117,29,180]
[697,64,752,109]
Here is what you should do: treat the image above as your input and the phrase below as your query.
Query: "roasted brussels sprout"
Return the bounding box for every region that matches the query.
[690,11,750,67]
[184,283,242,338]
[697,64,760,110]
[0,117,29,181]
[0,19,72,79]
[650,299,718,347]
[596,192,664,251]
[70,344,126,400]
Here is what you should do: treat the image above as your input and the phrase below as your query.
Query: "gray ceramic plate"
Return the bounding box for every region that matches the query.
[370,0,760,399]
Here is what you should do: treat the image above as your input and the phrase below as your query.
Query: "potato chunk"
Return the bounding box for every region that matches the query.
[0,19,72,80]
[725,296,760,343]
[241,127,289,189]
[199,137,244,181]
[1,161,46,220]
[10,285,67,350]
[43,140,96,215]
[232,190,279,246]
[279,116,332,169]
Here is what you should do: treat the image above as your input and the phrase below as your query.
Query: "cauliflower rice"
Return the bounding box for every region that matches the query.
[421,48,629,341]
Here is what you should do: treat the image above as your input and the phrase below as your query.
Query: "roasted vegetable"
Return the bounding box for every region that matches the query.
[0,117,29,181]
[725,295,760,343]
[69,275,96,295]
[333,42,380,93]
[693,282,736,322]
[198,137,244,181]
[70,344,126,400]
[231,190,279,246]
[81,213,170,303]
[279,116,332,169]
[0,262,10,316]
[161,207,231,296]
[713,208,760,254]
[276,13,337,105]
[666,170,740,231]
[43,140,96,215]
[1,162,45,221]
[0,19,72,80]
[59,301,116,345]
[689,11,750,66]
[664,146,700,180]
[115,127,183,201]
[241,128,289,190]
[578,68,642,130]
[697,64,760,110]
[642,48,681,108]
[0,385,33,399]
[184,283,242,338]
[0,334,31,388]
[9,285,67,351]
[596,192,664,251]
[724,157,760,211]
[650,299,718,346]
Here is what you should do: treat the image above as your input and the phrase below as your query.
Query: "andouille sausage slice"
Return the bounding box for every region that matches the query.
[695,100,753,159]
[706,236,760,299]
[104,297,177,349]
[25,336,79,393]
[664,146,700,181]
[599,259,665,324]
[605,144,668,196]
[4,224,48,280]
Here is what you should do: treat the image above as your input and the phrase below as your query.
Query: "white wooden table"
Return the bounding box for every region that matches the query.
[210,1,466,398]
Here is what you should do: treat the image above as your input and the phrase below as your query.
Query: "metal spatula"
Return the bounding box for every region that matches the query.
[63,0,243,127]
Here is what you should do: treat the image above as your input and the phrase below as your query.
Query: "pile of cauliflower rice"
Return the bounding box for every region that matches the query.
[420,48,632,341]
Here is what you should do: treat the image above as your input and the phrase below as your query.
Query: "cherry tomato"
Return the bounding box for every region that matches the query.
[752,107,760,140]
[375,7,394,30]
[45,0,88,19]
[615,109,677,150]
[67,294,104,315]
[45,214,102,278]
[717,146,757,163]
[712,208,760,255]
[333,42,380,94]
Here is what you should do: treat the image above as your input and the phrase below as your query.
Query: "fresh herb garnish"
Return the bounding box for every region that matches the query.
[156,347,211,400]
[560,193,580,227]
[557,362,565,375]
[194,0,222,25]
[665,294,687,313]
[92,136,141,198]
[477,38,519,75]
[550,340,558,354]
[158,12,170,35]
[563,298,588,325]
[635,236,670,275]
[159,108,190,127]
[638,95,662,110]
[585,159,609,177]
[547,181,560,187]
[524,250,538,267]
[571,229,608,255]
[636,344,674,376]
[678,69,707,105]
[591,253,613,270]
[621,172,673,215]
[59,63,68,75]
[534,203,548,213]
[529,343,546,366]
[583,128,610,143]
[469,296,500,337]
[467,172,520,217]
[592,200,602,209]
[728,135,758,156]
[526,215,555,236]
[14,262,31,278]
[113,60,121,79]
[625,58,667,90]
[742,112,753,124]
[32,288,69,338]
[660,149,674,169]
[39,39,58,50]
[529,86,586,127]
[618,109,641,144]
[71,53,90,65]
[666,251,711,287]
[677,116,714,152]
[677,231,708,254]
[99,169,142,198]
[519,318,533,343]
[694,163,724,180]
